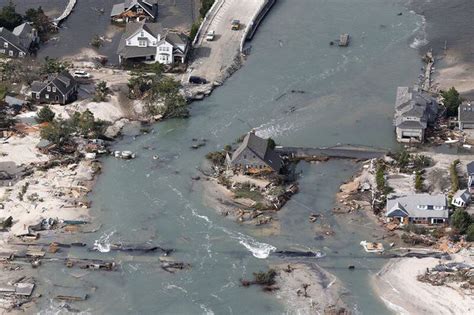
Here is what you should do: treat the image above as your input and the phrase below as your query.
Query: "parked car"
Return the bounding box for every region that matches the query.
[73,70,91,78]
[206,30,215,41]
[189,76,207,85]
[231,20,240,30]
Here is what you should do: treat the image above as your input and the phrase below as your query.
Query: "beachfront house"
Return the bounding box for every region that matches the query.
[386,194,448,225]
[458,101,474,130]
[227,131,283,174]
[393,86,438,143]
[111,0,158,23]
[30,71,78,105]
[467,162,474,193]
[117,22,189,65]
[452,189,471,208]
[0,22,39,58]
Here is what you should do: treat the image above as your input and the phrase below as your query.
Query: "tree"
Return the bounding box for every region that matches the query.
[35,106,55,123]
[199,0,215,18]
[93,81,109,102]
[24,7,56,42]
[189,21,200,41]
[466,224,474,242]
[69,110,108,138]
[414,171,423,192]
[41,57,70,74]
[441,87,462,117]
[40,119,72,145]
[267,138,276,149]
[0,1,23,31]
[451,209,472,234]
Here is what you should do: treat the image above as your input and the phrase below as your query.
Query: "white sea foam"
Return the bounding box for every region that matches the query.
[239,238,276,259]
[93,229,115,253]
[166,284,188,294]
[200,304,215,315]
[409,11,428,49]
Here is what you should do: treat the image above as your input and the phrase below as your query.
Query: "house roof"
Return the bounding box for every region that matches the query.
[112,0,158,18]
[394,86,438,128]
[0,27,27,52]
[458,102,474,122]
[453,189,471,203]
[386,194,448,219]
[31,71,77,95]
[395,119,426,130]
[231,132,283,172]
[110,3,125,17]
[12,23,35,49]
[467,161,474,175]
[165,32,188,47]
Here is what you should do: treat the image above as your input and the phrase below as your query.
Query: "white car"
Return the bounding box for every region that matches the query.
[73,70,91,78]
[206,30,215,41]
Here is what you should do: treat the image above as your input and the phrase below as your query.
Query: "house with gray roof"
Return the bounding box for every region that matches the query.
[111,0,158,23]
[0,23,39,58]
[386,194,448,226]
[30,71,78,105]
[452,189,471,208]
[227,132,283,173]
[458,101,474,130]
[393,86,438,143]
[117,22,189,65]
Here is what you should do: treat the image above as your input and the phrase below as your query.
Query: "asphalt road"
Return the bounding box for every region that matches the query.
[189,0,264,83]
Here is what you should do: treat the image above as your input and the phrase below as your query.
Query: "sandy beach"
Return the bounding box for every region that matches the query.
[373,252,473,315]
[273,263,349,315]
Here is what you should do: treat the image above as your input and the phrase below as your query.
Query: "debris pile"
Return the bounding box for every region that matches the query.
[417,262,474,293]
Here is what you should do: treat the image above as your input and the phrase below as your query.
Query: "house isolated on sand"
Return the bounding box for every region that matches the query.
[30,71,78,105]
[111,0,158,23]
[117,22,189,65]
[393,86,438,143]
[386,194,448,226]
[227,131,284,174]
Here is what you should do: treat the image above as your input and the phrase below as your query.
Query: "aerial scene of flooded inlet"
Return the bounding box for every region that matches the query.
[0,0,473,314]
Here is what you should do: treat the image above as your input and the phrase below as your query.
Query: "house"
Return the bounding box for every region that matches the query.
[117,22,189,65]
[386,194,448,225]
[227,131,283,173]
[30,71,78,105]
[393,86,438,143]
[0,22,39,58]
[452,189,471,208]
[111,0,158,23]
[467,162,474,193]
[458,101,474,130]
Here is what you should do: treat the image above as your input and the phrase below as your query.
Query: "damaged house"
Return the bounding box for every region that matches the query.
[227,132,284,174]
[393,86,438,143]
[0,22,39,58]
[386,194,448,226]
[117,22,189,65]
[111,0,158,23]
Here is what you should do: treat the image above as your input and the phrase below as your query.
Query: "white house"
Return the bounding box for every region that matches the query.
[452,189,471,208]
[117,22,189,65]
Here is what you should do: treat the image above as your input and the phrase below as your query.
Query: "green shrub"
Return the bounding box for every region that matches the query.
[36,106,55,123]
[450,160,460,194]
[451,209,472,234]
[466,224,474,242]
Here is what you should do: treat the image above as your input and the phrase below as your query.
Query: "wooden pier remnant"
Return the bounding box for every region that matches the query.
[53,0,77,26]
[338,34,350,47]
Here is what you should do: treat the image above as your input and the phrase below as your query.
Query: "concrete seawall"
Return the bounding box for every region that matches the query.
[240,0,277,53]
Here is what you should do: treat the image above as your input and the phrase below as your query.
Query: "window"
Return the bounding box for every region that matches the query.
[19,52,25,57]
[3,42,7,48]
[45,94,49,99]
[137,8,143,13]
[0,49,4,53]
[47,86,51,92]
[35,93,39,99]
[8,50,13,56]
[52,87,56,92]
[140,31,144,37]
[152,41,156,45]
[139,39,147,47]
[127,40,131,45]
[417,205,428,210]
[55,95,59,101]
[433,206,444,210]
